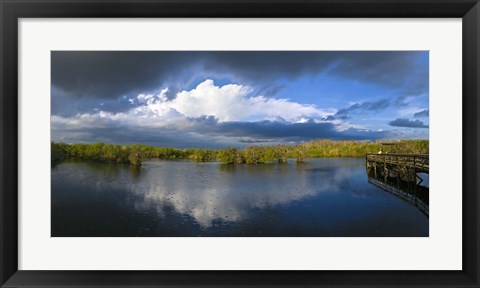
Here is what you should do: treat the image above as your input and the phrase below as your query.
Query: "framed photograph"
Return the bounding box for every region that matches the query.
[1,0,479,287]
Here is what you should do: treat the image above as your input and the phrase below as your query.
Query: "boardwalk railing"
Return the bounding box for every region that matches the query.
[366,153,429,173]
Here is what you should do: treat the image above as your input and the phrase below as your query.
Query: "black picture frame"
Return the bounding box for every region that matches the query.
[1,0,479,287]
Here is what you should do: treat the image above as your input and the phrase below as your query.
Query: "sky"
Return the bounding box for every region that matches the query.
[51,51,429,149]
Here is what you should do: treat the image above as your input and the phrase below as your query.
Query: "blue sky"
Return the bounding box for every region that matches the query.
[51,51,429,148]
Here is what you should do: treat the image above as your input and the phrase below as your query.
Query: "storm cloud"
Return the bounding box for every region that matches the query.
[51,51,429,147]
[52,51,428,116]
[52,115,391,149]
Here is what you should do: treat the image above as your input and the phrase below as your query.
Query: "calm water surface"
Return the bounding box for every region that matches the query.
[51,158,428,237]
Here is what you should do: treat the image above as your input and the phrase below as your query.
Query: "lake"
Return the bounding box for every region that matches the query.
[51,158,428,237]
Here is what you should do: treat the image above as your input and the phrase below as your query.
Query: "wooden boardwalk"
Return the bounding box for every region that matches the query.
[366,153,429,174]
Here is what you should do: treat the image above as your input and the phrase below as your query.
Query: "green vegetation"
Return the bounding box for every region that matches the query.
[51,139,429,166]
[218,147,238,164]
[185,148,217,162]
[51,142,187,166]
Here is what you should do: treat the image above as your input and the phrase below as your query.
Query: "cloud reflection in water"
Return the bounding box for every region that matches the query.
[122,160,359,227]
[51,158,428,236]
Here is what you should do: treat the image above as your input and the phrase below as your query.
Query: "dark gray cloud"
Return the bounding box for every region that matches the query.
[335,98,391,117]
[332,52,428,100]
[203,51,427,94]
[51,51,198,99]
[51,116,391,148]
[186,116,390,141]
[413,109,429,118]
[52,51,428,116]
[51,86,135,117]
[50,119,228,148]
[389,118,428,128]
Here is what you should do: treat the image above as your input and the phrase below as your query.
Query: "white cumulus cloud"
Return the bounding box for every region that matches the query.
[64,79,334,125]
[51,79,346,140]
[164,79,331,122]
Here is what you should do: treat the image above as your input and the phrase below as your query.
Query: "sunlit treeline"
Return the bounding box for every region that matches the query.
[51,142,216,166]
[51,139,429,166]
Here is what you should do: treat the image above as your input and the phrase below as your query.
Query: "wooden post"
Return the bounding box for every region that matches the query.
[396,169,400,188]
[384,155,387,182]
[413,169,417,195]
